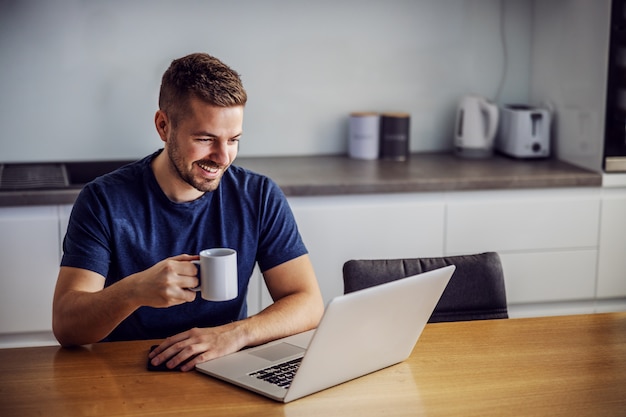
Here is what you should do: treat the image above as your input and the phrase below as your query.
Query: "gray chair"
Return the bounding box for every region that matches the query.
[342,252,508,323]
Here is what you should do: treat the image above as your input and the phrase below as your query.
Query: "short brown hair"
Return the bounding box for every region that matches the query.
[159,53,247,126]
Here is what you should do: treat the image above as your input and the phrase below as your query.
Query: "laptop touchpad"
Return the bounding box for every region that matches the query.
[250,343,305,362]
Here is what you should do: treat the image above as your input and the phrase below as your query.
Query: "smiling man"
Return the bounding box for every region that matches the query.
[52,53,324,371]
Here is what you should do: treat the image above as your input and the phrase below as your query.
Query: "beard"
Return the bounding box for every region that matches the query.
[166,136,228,193]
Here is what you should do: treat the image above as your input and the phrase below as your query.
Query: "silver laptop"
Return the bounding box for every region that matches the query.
[195,265,455,403]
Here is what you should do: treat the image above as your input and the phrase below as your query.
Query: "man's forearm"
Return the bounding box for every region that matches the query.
[52,281,138,346]
[53,257,199,346]
[238,255,324,348]
[240,290,324,348]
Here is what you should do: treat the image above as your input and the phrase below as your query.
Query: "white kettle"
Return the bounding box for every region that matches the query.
[454,95,499,158]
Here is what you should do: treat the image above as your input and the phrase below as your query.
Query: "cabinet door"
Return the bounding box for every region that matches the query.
[288,193,445,305]
[597,189,626,298]
[445,188,601,306]
[446,188,601,254]
[246,264,271,316]
[500,250,597,303]
[0,206,60,334]
[59,204,73,260]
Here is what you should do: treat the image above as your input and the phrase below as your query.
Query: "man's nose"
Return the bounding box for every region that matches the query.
[210,141,230,166]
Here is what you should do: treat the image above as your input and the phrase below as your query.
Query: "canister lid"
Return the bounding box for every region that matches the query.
[350,112,379,117]
[380,112,410,118]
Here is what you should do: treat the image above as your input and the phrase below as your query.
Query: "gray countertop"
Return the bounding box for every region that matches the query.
[0,153,602,207]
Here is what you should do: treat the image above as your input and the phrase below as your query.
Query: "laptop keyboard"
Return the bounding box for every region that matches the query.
[248,357,303,389]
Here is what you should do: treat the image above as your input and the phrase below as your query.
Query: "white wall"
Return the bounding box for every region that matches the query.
[0,0,532,163]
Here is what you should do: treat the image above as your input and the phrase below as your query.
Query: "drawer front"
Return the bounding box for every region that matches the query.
[0,206,60,334]
[500,250,597,304]
[446,190,601,254]
[289,194,445,304]
[597,191,626,298]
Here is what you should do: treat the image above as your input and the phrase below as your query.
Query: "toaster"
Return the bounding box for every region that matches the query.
[496,105,551,158]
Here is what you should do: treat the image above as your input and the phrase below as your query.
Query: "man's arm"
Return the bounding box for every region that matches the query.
[148,254,324,371]
[52,254,200,346]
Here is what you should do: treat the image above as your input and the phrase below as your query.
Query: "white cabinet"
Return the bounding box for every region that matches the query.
[0,206,61,347]
[287,193,446,306]
[497,251,598,304]
[445,189,600,254]
[59,204,73,247]
[445,188,602,311]
[2,186,624,346]
[261,188,616,319]
[245,265,269,316]
[597,188,626,298]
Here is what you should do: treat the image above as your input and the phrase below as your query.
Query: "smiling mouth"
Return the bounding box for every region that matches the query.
[197,161,220,174]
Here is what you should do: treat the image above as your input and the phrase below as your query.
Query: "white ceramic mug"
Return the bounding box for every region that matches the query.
[191,248,238,301]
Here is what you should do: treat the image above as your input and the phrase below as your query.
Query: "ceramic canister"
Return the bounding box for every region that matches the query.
[348,112,380,160]
[379,112,410,161]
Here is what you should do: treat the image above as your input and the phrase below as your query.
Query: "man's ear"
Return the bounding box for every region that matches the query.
[154,110,170,142]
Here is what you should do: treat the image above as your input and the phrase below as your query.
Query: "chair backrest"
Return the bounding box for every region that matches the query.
[342,252,508,323]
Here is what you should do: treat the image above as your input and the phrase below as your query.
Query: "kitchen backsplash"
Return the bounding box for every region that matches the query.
[1,0,534,163]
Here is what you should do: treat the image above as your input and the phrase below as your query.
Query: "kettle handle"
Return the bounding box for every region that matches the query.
[480,100,499,143]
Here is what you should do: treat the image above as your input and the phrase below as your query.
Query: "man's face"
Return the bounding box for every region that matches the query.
[163,97,243,194]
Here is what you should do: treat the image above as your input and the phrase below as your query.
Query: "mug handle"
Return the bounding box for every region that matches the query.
[189,260,202,291]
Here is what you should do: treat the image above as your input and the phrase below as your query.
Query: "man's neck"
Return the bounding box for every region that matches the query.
[151,150,205,203]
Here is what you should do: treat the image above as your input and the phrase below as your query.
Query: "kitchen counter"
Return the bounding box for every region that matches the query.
[0,153,602,207]
[237,153,601,195]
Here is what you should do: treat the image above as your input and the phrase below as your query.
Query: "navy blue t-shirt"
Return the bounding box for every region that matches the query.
[60,150,308,341]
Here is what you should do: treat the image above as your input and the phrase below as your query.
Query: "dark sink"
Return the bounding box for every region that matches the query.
[0,160,135,191]
[64,160,135,186]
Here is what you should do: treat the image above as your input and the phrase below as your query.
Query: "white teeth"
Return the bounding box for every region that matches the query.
[198,163,218,173]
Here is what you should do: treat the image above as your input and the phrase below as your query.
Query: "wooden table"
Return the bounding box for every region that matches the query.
[1,313,625,417]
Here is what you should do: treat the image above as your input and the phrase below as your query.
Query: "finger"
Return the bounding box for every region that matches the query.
[163,259,199,290]
[148,345,159,359]
[149,339,173,361]
[180,356,201,372]
[181,273,200,289]
[151,347,180,368]
[168,350,196,371]
[181,288,198,302]
[149,332,187,363]
[170,254,200,262]
[159,286,196,306]
[157,330,209,370]
[164,343,202,370]
[175,261,200,286]
[179,348,214,372]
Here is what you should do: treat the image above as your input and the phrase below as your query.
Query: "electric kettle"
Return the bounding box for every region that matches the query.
[454,95,499,158]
